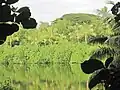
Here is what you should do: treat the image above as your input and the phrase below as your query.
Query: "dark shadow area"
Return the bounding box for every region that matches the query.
[0,23,19,45]
[0,0,37,45]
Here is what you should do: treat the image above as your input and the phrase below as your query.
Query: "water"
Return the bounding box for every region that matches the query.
[0,64,89,90]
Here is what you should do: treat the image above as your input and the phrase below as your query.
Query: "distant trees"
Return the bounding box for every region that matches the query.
[96,6,112,18]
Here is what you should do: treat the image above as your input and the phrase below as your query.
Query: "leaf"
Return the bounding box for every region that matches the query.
[88,36,108,44]
[105,57,113,68]
[6,0,19,4]
[88,68,109,90]
[17,7,30,13]
[15,11,31,23]
[108,56,120,71]
[81,59,104,74]
[0,23,19,36]
[0,36,6,45]
[111,2,120,15]
[0,5,11,22]
[21,18,37,29]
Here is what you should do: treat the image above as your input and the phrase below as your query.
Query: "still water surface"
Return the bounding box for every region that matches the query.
[0,64,89,90]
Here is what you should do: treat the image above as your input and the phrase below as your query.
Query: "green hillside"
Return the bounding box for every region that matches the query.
[53,13,100,24]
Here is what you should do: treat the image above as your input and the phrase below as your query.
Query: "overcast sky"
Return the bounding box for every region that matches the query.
[13,0,119,23]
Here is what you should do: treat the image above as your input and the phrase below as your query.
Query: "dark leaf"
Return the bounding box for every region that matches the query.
[0,23,19,44]
[111,2,120,15]
[88,36,108,44]
[8,14,15,22]
[0,36,6,45]
[0,5,11,22]
[81,59,104,74]
[108,56,120,71]
[21,18,37,29]
[88,68,109,90]
[0,23,19,36]
[10,23,19,33]
[105,57,113,68]
[6,0,19,4]
[15,11,31,23]
[114,15,120,22]
[17,7,30,13]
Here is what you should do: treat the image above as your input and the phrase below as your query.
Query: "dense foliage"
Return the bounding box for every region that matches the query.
[81,2,120,90]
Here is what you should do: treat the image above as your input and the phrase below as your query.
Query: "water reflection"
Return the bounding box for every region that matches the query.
[0,63,88,90]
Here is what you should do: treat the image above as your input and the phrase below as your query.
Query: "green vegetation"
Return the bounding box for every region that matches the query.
[54,13,100,24]
[0,13,114,90]
[80,2,120,90]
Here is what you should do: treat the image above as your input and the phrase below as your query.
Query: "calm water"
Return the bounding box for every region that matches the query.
[0,64,89,90]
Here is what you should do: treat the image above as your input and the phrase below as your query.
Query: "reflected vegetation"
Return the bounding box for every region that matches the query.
[0,63,89,90]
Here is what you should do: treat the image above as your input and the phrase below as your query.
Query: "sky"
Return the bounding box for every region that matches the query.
[13,0,119,23]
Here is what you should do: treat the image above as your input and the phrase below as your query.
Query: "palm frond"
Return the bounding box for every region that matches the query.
[105,0,115,5]
[89,47,115,59]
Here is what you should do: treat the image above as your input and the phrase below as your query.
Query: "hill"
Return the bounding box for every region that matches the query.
[53,13,101,24]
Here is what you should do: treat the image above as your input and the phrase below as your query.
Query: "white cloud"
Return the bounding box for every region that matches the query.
[13,0,114,22]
